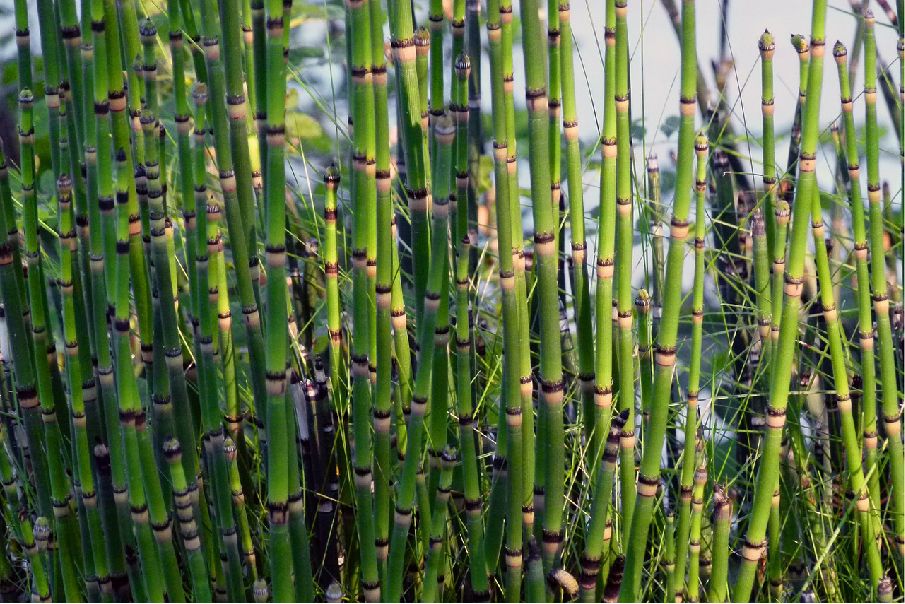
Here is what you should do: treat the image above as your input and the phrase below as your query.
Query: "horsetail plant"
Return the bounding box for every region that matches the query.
[559,0,595,449]
[385,117,450,602]
[759,30,777,260]
[493,0,536,555]
[671,132,709,603]
[833,40,883,520]
[451,52,490,599]
[592,0,618,508]
[734,1,829,599]
[613,0,638,545]
[805,168,884,594]
[580,411,627,602]
[19,88,84,602]
[371,0,395,572]
[686,450,707,603]
[620,0,698,597]
[262,0,302,598]
[488,0,526,591]
[485,0,515,580]
[862,8,905,559]
[346,0,380,595]
[163,438,213,602]
[707,486,733,603]
[519,0,566,571]
[0,0,899,601]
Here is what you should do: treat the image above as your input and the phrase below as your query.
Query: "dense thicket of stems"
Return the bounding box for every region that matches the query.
[671,133,708,603]
[590,2,617,555]
[0,0,899,601]
[862,10,905,558]
[613,0,637,546]
[488,0,525,592]
[620,0,697,597]
[517,0,566,572]
[733,1,828,599]
[559,0,594,450]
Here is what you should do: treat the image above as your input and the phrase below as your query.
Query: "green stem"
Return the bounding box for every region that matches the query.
[672,134,708,602]
[620,0,697,597]
[580,412,626,601]
[686,454,706,603]
[733,1,828,599]
[347,0,380,594]
[518,0,565,570]
[452,53,489,597]
[832,40,882,524]
[706,486,732,602]
[163,439,213,601]
[422,449,456,600]
[591,0,617,536]
[862,9,904,560]
[559,0,595,450]
[385,118,449,603]
[20,88,84,603]
[261,0,294,598]
[613,0,637,548]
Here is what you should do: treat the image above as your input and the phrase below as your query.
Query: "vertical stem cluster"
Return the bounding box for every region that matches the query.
[519,0,566,572]
[734,1,828,599]
[620,0,697,598]
[862,10,904,560]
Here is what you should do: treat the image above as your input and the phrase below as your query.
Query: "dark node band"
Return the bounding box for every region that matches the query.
[534,231,555,245]
[540,379,564,393]
[638,473,659,487]
[126,502,150,517]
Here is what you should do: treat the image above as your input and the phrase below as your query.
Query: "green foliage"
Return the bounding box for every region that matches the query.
[0,0,900,602]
